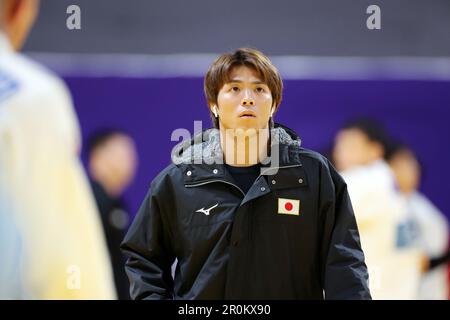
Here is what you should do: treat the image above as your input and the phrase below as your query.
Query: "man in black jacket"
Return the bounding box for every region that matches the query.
[121,48,371,300]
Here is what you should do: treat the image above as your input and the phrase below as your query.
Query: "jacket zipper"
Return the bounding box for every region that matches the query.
[184,164,302,196]
[256,164,302,181]
[185,179,246,197]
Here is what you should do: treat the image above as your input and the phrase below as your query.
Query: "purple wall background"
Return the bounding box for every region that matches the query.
[64,76,450,222]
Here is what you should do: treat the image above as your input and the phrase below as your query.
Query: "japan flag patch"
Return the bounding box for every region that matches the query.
[278,198,300,216]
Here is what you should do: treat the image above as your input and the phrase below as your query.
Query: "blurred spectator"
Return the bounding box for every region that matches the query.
[0,0,115,299]
[88,129,138,300]
[386,142,449,299]
[332,118,424,299]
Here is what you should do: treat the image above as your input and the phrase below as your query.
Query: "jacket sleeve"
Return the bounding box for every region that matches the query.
[120,185,176,300]
[320,160,371,300]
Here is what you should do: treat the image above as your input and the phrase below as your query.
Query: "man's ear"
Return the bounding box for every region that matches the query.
[5,0,24,24]
[4,0,39,51]
[211,105,219,118]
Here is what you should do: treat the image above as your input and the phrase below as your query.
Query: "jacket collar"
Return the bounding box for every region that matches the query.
[172,123,303,167]
[174,124,308,193]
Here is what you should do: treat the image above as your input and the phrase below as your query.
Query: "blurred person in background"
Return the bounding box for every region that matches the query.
[88,129,138,300]
[332,118,424,299]
[0,0,115,299]
[386,142,449,299]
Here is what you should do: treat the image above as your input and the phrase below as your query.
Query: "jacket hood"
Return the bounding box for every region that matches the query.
[171,123,302,165]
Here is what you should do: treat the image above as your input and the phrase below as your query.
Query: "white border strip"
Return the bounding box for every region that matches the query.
[26,52,450,80]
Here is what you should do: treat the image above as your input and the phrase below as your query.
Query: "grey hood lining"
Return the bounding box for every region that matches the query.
[171,126,301,165]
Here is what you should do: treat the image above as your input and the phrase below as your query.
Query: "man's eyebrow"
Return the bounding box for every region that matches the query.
[227,79,265,84]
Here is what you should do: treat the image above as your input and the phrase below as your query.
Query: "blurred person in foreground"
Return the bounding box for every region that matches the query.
[0,0,115,299]
[88,129,138,300]
[333,118,424,299]
[0,200,23,298]
[386,143,449,299]
[121,48,371,299]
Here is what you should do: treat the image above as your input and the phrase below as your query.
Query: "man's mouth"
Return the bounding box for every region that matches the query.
[239,111,256,118]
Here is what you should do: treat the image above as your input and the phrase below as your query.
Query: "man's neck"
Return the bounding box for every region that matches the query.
[91,172,123,198]
[0,31,13,53]
[219,126,270,167]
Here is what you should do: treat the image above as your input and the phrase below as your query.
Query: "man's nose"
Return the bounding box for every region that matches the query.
[241,96,255,107]
[242,99,254,106]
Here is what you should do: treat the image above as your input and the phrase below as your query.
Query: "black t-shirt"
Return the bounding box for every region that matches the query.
[224,163,261,194]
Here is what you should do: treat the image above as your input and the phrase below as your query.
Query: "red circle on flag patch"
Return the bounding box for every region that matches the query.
[284,202,293,211]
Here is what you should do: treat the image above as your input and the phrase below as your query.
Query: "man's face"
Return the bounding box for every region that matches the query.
[90,134,138,195]
[215,65,273,132]
[389,150,420,194]
[333,128,383,171]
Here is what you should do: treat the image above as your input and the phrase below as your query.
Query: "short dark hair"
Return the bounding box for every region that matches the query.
[384,139,407,162]
[204,47,283,129]
[87,128,128,156]
[342,118,391,152]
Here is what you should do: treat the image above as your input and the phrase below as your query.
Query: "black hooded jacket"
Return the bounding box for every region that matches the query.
[121,124,371,300]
